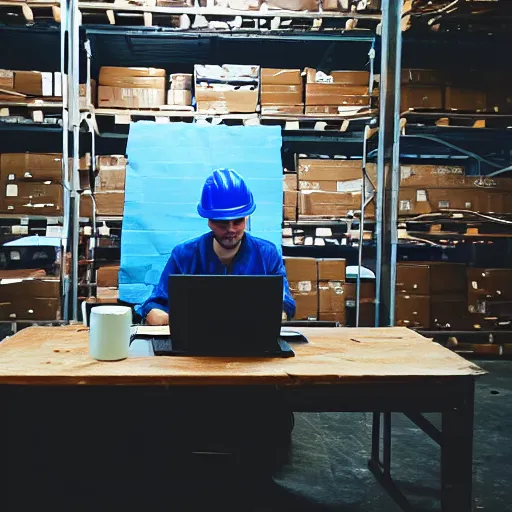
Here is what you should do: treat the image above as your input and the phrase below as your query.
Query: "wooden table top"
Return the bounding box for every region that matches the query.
[0,325,484,386]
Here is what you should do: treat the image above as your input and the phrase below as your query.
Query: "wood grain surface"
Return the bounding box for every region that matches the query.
[0,325,485,385]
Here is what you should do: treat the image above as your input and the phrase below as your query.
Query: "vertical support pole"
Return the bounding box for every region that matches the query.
[371,411,381,464]
[383,411,392,477]
[441,379,475,511]
[68,0,81,321]
[375,0,402,326]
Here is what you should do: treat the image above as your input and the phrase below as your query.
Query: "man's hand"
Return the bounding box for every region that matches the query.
[145,309,169,326]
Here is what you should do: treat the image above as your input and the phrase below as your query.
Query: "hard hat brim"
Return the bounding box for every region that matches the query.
[197,203,256,220]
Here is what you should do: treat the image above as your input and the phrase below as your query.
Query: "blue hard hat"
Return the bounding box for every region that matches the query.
[197,168,256,220]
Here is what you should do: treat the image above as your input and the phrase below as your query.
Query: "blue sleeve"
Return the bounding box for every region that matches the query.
[268,248,296,319]
[137,251,181,319]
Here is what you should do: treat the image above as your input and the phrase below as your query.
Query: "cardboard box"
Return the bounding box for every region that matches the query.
[14,71,53,96]
[306,84,370,106]
[195,88,258,114]
[319,281,345,313]
[98,86,165,109]
[397,164,465,188]
[1,183,62,215]
[261,84,303,105]
[401,69,443,85]
[305,68,370,86]
[283,206,296,221]
[97,265,120,288]
[261,69,302,86]
[0,298,60,321]
[322,0,340,11]
[95,155,126,192]
[262,105,304,115]
[0,69,14,89]
[395,294,430,328]
[169,73,193,90]
[99,75,166,89]
[396,262,467,296]
[283,173,297,191]
[266,0,319,10]
[304,105,367,115]
[156,0,193,6]
[430,296,471,330]
[284,190,297,208]
[299,190,374,217]
[291,291,318,320]
[96,287,120,303]
[79,79,97,108]
[317,258,346,282]
[445,87,486,111]
[401,85,443,111]
[80,192,124,217]
[298,159,376,192]
[284,257,317,282]
[318,311,345,323]
[344,281,375,327]
[0,278,60,301]
[167,89,192,106]
[467,269,512,313]
[99,67,166,83]
[0,153,63,183]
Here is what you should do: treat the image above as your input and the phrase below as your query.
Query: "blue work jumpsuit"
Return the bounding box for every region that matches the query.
[138,231,296,319]
[138,231,296,465]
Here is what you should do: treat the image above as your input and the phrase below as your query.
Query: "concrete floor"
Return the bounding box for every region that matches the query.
[3,359,511,511]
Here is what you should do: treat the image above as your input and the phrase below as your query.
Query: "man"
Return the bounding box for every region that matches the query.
[137,169,296,473]
[139,168,296,324]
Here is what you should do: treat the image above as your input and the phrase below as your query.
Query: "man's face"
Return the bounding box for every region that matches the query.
[208,217,246,250]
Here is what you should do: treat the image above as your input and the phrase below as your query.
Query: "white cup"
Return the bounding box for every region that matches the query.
[89,305,132,361]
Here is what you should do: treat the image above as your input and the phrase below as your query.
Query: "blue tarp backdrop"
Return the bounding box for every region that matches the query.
[119,122,284,305]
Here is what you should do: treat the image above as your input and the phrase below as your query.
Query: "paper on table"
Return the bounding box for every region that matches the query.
[134,325,170,336]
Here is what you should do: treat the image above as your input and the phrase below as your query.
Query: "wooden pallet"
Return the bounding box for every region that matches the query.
[401,109,512,130]
[0,1,60,22]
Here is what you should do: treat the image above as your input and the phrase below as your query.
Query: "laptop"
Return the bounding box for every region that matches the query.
[151,275,294,357]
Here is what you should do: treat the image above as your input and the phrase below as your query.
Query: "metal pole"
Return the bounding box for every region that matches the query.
[69,0,81,321]
[374,0,402,326]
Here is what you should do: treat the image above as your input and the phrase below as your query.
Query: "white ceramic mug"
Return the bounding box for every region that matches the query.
[89,305,132,361]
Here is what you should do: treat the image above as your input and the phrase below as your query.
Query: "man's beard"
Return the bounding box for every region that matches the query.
[215,235,242,250]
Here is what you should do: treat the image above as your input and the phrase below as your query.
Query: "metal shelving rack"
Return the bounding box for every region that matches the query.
[59,0,398,323]
[0,19,72,329]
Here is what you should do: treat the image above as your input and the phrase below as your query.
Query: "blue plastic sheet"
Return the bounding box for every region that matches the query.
[119,122,283,305]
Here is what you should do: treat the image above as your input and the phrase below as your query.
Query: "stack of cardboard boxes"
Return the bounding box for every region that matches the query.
[96,264,120,303]
[97,67,166,109]
[304,68,374,115]
[261,68,304,115]
[283,172,298,221]
[0,278,61,321]
[167,73,193,108]
[0,69,61,100]
[296,158,376,218]
[81,155,126,218]
[195,65,260,114]
[283,256,346,322]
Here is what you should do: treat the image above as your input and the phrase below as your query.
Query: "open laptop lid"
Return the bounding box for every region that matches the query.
[168,275,283,355]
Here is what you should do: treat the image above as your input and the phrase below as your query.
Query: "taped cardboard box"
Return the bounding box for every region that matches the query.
[305,68,370,86]
[96,287,120,303]
[262,105,304,115]
[299,190,375,217]
[156,0,193,6]
[344,281,375,327]
[261,69,302,86]
[284,190,297,209]
[0,153,63,182]
[398,188,501,215]
[95,155,127,191]
[80,191,124,217]
[283,173,297,191]
[99,75,166,89]
[395,294,431,328]
[317,258,346,282]
[445,87,486,111]
[167,89,192,106]
[284,256,317,282]
[0,69,14,89]
[196,88,258,114]
[98,86,165,109]
[290,289,318,320]
[283,205,296,221]
[1,182,62,215]
[0,278,60,301]
[298,158,376,192]
[261,85,303,105]
[395,164,465,188]
[306,84,370,106]
[401,69,444,85]
[0,298,60,321]
[99,67,166,83]
[396,262,467,296]
[319,281,345,314]
[266,0,319,10]
[401,85,443,111]
[14,71,53,96]
[467,268,512,313]
[97,265,120,288]
[169,73,193,90]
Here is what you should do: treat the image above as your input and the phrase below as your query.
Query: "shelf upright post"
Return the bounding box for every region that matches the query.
[67,0,81,321]
[375,0,402,327]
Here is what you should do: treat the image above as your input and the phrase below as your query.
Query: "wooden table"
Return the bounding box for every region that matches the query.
[0,325,484,511]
